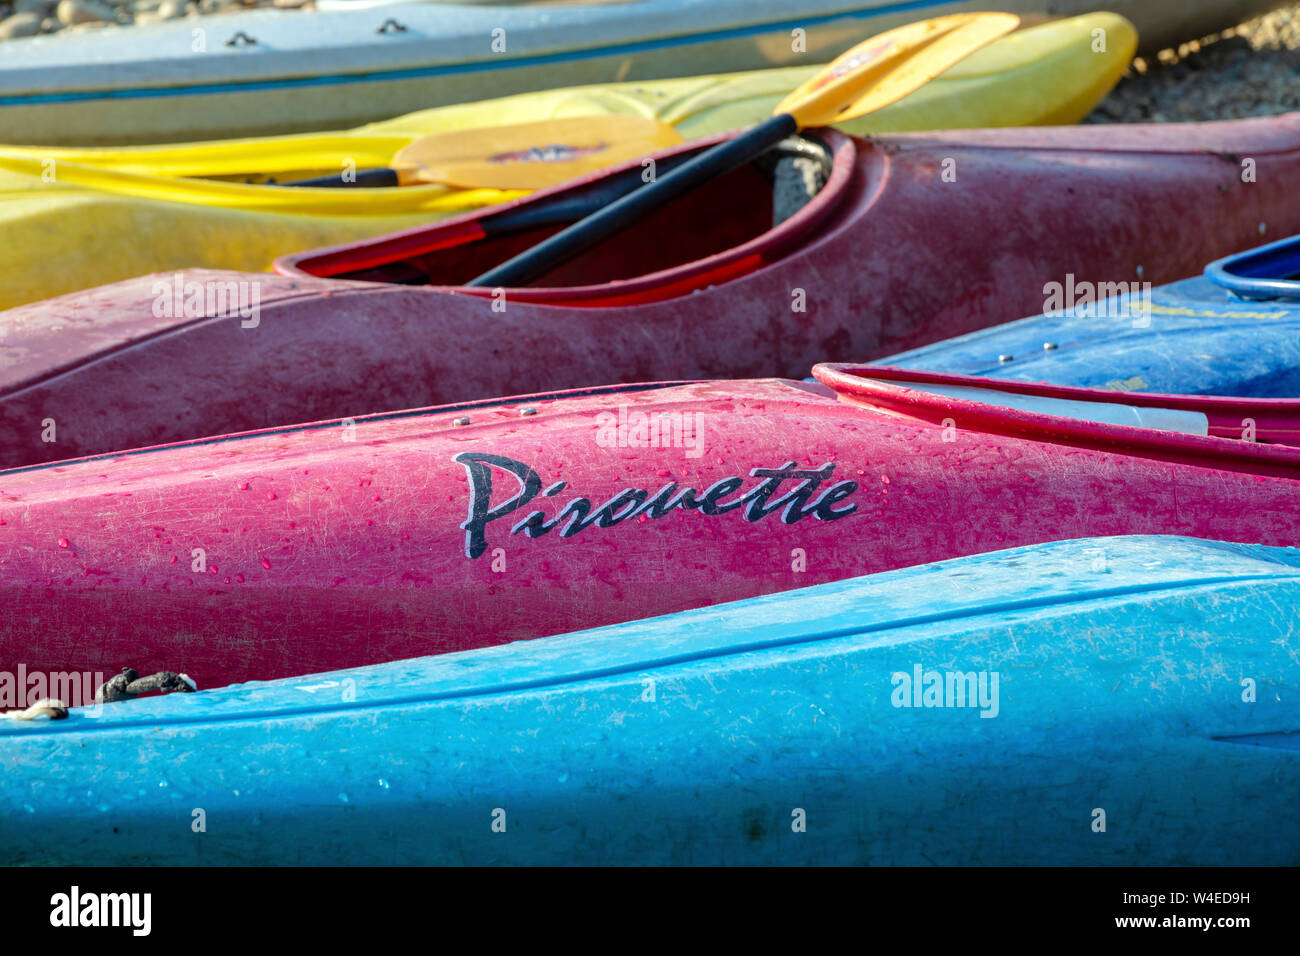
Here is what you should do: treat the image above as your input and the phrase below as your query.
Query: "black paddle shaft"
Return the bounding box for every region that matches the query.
[284,167,401,188]
[468,112,799,288]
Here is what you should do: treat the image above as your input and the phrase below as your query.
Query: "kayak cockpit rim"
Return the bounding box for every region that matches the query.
[813,364,1300,477]
[274,128,857,307]
[1205,232,1300,302]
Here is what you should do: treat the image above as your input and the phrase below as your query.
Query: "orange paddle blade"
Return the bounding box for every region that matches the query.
[777,12,1021,127]
[394,115,684,189]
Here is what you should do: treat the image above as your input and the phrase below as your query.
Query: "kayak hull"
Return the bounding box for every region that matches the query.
[884,233,1300,397]
[0,188,442,316]
[4,365,1300,689]
[3,0,885,145]
[2,536,1297,866]
[0,14,1137,310]
[0,1,1224,145]
[5,116,1300,467]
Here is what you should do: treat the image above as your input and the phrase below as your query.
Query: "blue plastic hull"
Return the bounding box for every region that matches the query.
[884,235,1300,396]
[3,535,1298,865]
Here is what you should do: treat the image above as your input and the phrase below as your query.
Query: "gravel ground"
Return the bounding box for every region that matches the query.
[1085,2,1300,122]
[0,0,311,40]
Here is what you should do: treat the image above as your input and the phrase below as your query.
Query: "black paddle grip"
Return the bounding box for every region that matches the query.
[283,167,401,188]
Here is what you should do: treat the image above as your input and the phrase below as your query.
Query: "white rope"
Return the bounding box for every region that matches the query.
[2,698,69,721]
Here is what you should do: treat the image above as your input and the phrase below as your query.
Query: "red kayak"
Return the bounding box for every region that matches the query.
[4,364,1300,690]
[4,115,1300,469]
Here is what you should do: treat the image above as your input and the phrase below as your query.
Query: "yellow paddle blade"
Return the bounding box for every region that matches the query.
[776,12,1020,127]
[393,115,683,190]
[0,151,523,215]
[0,134,409,179]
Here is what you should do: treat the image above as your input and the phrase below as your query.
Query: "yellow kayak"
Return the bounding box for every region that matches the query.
[0,13,1135,310]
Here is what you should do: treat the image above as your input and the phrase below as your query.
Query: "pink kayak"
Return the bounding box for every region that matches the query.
[4,364,1300,690]
[4,116,1300,469]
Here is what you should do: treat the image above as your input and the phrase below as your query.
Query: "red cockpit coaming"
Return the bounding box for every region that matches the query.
[816,364,1300,479]
[276,129,859,308]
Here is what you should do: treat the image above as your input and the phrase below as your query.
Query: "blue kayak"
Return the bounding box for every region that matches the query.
[884,233,1300,396]
[3,535,1298,866]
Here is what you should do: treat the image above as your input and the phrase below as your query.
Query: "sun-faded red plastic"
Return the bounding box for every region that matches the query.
[4,116,1300,468]
[3,364,1299,690]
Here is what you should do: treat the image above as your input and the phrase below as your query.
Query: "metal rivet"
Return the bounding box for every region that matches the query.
[519,407,538,416]
[1043,342,1058,351]
[998,354,1014,363]
[452,417,470,426]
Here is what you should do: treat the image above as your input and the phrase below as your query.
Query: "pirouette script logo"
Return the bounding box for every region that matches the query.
[454,453,859,559]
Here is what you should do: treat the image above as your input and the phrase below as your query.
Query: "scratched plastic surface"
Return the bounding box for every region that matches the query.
[1,535,1297,866]
[4,364,1300,689]
[885,234,1300,396]
[6,115,1300,466]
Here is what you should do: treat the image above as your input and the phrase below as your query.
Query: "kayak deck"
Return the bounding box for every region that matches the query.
[882,234,1300,396]
[3,364,1300,690]
[2,535,1297,865]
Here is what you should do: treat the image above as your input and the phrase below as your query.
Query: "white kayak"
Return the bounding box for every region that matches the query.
[0,0,1282,145]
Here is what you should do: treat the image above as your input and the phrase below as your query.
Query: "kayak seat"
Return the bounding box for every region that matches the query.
[754,136,832,227]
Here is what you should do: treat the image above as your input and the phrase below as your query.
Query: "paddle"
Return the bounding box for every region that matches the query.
[0,149,520,215]
[298,148,711,279]
[283,114,683,189]
[468,12,1020,289]
[0,115,683,215]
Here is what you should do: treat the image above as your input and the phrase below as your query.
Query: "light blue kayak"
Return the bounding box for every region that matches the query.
[3,535,1298,866]
[884,234,1300,397]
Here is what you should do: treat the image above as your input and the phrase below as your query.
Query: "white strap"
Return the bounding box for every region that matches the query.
[892,381,1210,436]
